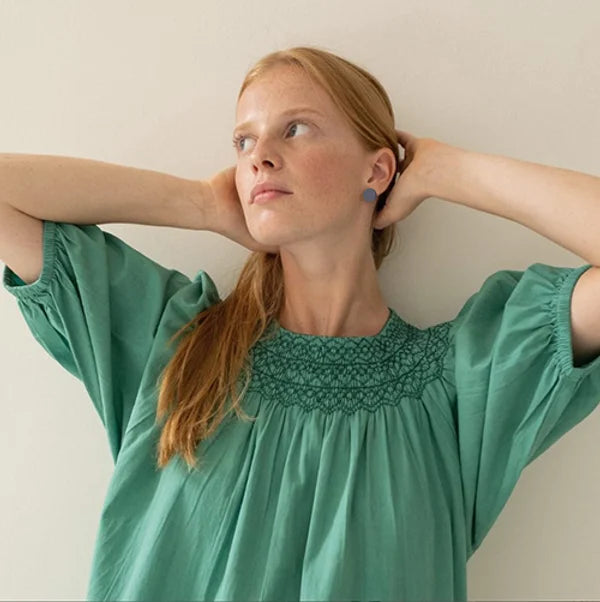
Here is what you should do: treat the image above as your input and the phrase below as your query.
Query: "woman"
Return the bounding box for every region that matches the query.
[4,45,600,601]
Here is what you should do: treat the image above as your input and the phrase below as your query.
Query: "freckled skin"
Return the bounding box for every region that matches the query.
[232,64,396,337]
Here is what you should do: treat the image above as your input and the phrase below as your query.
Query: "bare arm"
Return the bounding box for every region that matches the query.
[0,153,214,230]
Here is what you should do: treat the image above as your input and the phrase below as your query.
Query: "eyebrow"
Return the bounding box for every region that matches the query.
[233,107,325,135]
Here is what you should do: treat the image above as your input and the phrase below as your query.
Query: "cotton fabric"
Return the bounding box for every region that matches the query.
[4,220,600,601]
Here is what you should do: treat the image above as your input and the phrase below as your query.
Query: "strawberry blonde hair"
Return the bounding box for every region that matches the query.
[154,45,401,472]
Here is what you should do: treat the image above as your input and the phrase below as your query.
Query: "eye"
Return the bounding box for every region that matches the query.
[232,120,310,152]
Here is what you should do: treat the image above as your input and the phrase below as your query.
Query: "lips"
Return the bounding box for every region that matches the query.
[251,182,292,203]
[252,190,291,205]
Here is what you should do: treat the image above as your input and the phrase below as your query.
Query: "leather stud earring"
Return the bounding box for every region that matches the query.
[363,187,377,202]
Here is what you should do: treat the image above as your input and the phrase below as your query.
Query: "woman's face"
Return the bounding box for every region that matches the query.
[233,65,385,249]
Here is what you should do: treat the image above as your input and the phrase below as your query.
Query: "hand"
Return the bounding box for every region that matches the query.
[372,130,443,230]
[206,166,280,254]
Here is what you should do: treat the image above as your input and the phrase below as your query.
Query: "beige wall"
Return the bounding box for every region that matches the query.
[1,0,598,599]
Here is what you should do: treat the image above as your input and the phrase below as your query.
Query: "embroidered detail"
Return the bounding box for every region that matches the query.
[245,308,453,414]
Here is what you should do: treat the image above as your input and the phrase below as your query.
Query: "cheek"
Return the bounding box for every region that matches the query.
[302,153,345,194]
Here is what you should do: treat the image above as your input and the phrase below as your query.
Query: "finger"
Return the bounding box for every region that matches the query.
[395,129,412,147]
[373,210,387,230]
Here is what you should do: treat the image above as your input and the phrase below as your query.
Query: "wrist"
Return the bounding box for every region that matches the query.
[425,142,471,203]
[185,178,218,232]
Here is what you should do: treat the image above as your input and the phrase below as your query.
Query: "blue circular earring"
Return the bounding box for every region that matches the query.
[363,187,377,202]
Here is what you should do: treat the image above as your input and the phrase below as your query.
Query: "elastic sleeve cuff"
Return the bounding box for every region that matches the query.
[2,220,58,301]
[553,263,600,379]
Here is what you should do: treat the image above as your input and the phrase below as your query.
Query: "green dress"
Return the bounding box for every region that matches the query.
[4,220,600,602]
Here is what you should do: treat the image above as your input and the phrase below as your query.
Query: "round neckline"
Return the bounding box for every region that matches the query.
[274,306,394,341]
[250,306,408,368]
[244,305,448,411]
[246,307,415,402]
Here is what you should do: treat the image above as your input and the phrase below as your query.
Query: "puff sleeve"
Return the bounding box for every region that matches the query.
[440,262,600,558]
[2,220,220,462]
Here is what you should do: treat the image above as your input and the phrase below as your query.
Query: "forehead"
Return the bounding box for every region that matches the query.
[234,67,334,128]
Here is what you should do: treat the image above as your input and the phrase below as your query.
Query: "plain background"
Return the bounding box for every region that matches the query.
[1,0,599,599]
